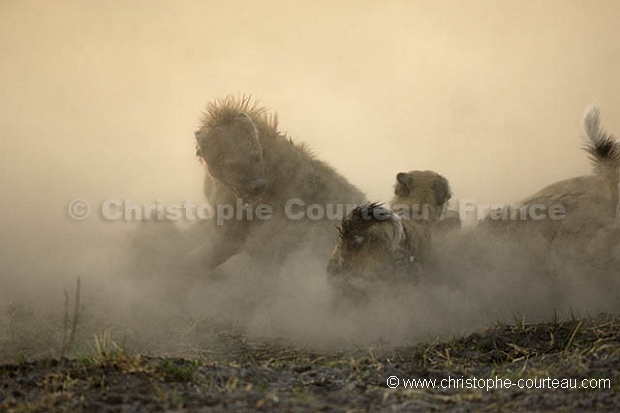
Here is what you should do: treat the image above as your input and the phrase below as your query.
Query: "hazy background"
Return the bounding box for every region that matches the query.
[1,1,619,352]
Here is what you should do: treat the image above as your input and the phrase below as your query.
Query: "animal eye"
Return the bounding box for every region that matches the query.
[353,235,365,245]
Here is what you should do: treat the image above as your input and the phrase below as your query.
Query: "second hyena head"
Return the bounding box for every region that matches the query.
[391,170,451,224]
[195,112,267,202]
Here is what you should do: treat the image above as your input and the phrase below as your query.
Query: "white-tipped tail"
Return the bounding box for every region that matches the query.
[583,107,620,175]
[583,106,620,218]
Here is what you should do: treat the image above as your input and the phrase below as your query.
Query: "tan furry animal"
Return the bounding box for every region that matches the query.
[389,170,452,225]
[482,107,620,273]
[586,221,620,271]
[388,170,452,263]
[483,108,620,243]
[326,203,425,299]
[194,96,366,272]
[327,170,452,287]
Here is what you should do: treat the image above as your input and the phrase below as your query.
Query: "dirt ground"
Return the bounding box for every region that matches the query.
[1,313,618,412]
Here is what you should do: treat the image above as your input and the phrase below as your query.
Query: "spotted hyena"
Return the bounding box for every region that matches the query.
[193,96,366,274]
[481,107,620,274]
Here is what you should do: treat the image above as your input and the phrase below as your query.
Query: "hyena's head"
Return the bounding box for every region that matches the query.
[327,203,408,278]
[195,111,266,202]
[392,170,451,224]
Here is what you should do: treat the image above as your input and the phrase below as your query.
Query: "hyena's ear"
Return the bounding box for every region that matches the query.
[395,172,411,196]
[433,175,451,206]
[236,112,259,134]
[396,172,410,186]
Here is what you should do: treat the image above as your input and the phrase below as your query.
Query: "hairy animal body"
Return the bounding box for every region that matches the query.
[326,170,452,296]
[194,96,366,272]
[326,203,425,300]
[327,170,452,287]
[482,107,620,274]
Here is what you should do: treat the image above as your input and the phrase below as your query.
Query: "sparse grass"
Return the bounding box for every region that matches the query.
[1,306,619,411]
[59,278,81,359]
[90,330,144,372]
[158,358,201,382]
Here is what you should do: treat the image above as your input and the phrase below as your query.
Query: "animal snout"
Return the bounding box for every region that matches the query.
[250,178,267,193]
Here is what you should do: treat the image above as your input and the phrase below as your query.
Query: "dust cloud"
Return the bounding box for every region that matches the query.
[0,1,619,357]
